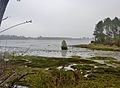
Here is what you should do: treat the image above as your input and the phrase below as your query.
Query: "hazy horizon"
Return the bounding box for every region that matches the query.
[0,34,93,39]
[1,0,120,38]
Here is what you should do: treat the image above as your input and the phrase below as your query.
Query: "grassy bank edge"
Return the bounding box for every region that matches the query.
[72,43,120,51]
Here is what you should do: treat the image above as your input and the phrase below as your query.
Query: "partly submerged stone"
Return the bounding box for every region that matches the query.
[61,40,68,50]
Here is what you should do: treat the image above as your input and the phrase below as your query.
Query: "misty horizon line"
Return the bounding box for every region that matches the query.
[0,34,93,39]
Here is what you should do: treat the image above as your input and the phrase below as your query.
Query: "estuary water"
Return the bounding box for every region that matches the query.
[0,39,120,59]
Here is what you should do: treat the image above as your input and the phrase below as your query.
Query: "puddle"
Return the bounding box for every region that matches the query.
[13,85,28,88]
[93,60,105,64]
[57,64,77,71]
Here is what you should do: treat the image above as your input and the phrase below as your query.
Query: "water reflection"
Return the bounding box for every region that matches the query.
[61,50,67,57]
[13,85,28,88]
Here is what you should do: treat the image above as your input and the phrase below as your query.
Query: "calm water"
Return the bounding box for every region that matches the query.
[0,39,120,59]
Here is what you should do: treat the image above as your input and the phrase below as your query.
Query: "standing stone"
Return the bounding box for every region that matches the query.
[61,40,68,50]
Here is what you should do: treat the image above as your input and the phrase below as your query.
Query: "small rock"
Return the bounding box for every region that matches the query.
[84,74,89,78]
[94,66,98,68]
[45,68,49,70]
[57,66,63,70]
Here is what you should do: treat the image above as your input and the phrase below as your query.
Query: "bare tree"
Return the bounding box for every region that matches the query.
[0,0,9,25]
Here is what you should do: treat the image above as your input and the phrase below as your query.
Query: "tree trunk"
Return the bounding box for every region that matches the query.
[0,0,9,25]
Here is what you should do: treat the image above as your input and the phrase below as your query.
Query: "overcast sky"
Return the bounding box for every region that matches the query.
[0,0,120,38]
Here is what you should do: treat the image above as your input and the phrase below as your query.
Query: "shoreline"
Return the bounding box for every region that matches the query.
[72,43,120,51]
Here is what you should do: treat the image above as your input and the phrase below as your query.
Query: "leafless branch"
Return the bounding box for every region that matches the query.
[0,20,32,34]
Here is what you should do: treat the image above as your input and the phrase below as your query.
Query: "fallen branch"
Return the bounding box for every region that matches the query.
[9,72,35,88]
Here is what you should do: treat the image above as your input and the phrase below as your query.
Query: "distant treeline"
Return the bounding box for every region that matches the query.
[0,35,34,40]
[0,35,91,40]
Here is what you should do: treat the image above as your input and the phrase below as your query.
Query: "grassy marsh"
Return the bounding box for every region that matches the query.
[1,55,120,88]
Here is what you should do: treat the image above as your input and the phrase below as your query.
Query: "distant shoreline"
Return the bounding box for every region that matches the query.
[0,35,93,40]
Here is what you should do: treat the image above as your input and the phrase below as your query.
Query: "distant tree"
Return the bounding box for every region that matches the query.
[104,18,112,44]
[112,17,120,46]
[93,20,105,43]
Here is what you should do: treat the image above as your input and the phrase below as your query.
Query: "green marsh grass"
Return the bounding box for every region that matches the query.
[2,55,120,88]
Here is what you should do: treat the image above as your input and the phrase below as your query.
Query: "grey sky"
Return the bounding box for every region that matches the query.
[1,0,120,38]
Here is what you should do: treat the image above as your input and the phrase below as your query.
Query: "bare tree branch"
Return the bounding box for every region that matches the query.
[0,20,32,33]
[0,0,9,25]
[2,16,9,21]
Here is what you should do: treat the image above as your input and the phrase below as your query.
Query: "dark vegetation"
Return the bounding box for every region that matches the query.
[93,17,120,46]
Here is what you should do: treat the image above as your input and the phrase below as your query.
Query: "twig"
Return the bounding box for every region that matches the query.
[21,45,32,55]
[2,16,9,21]
[0,20,32,34]
[9,72,35,88]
